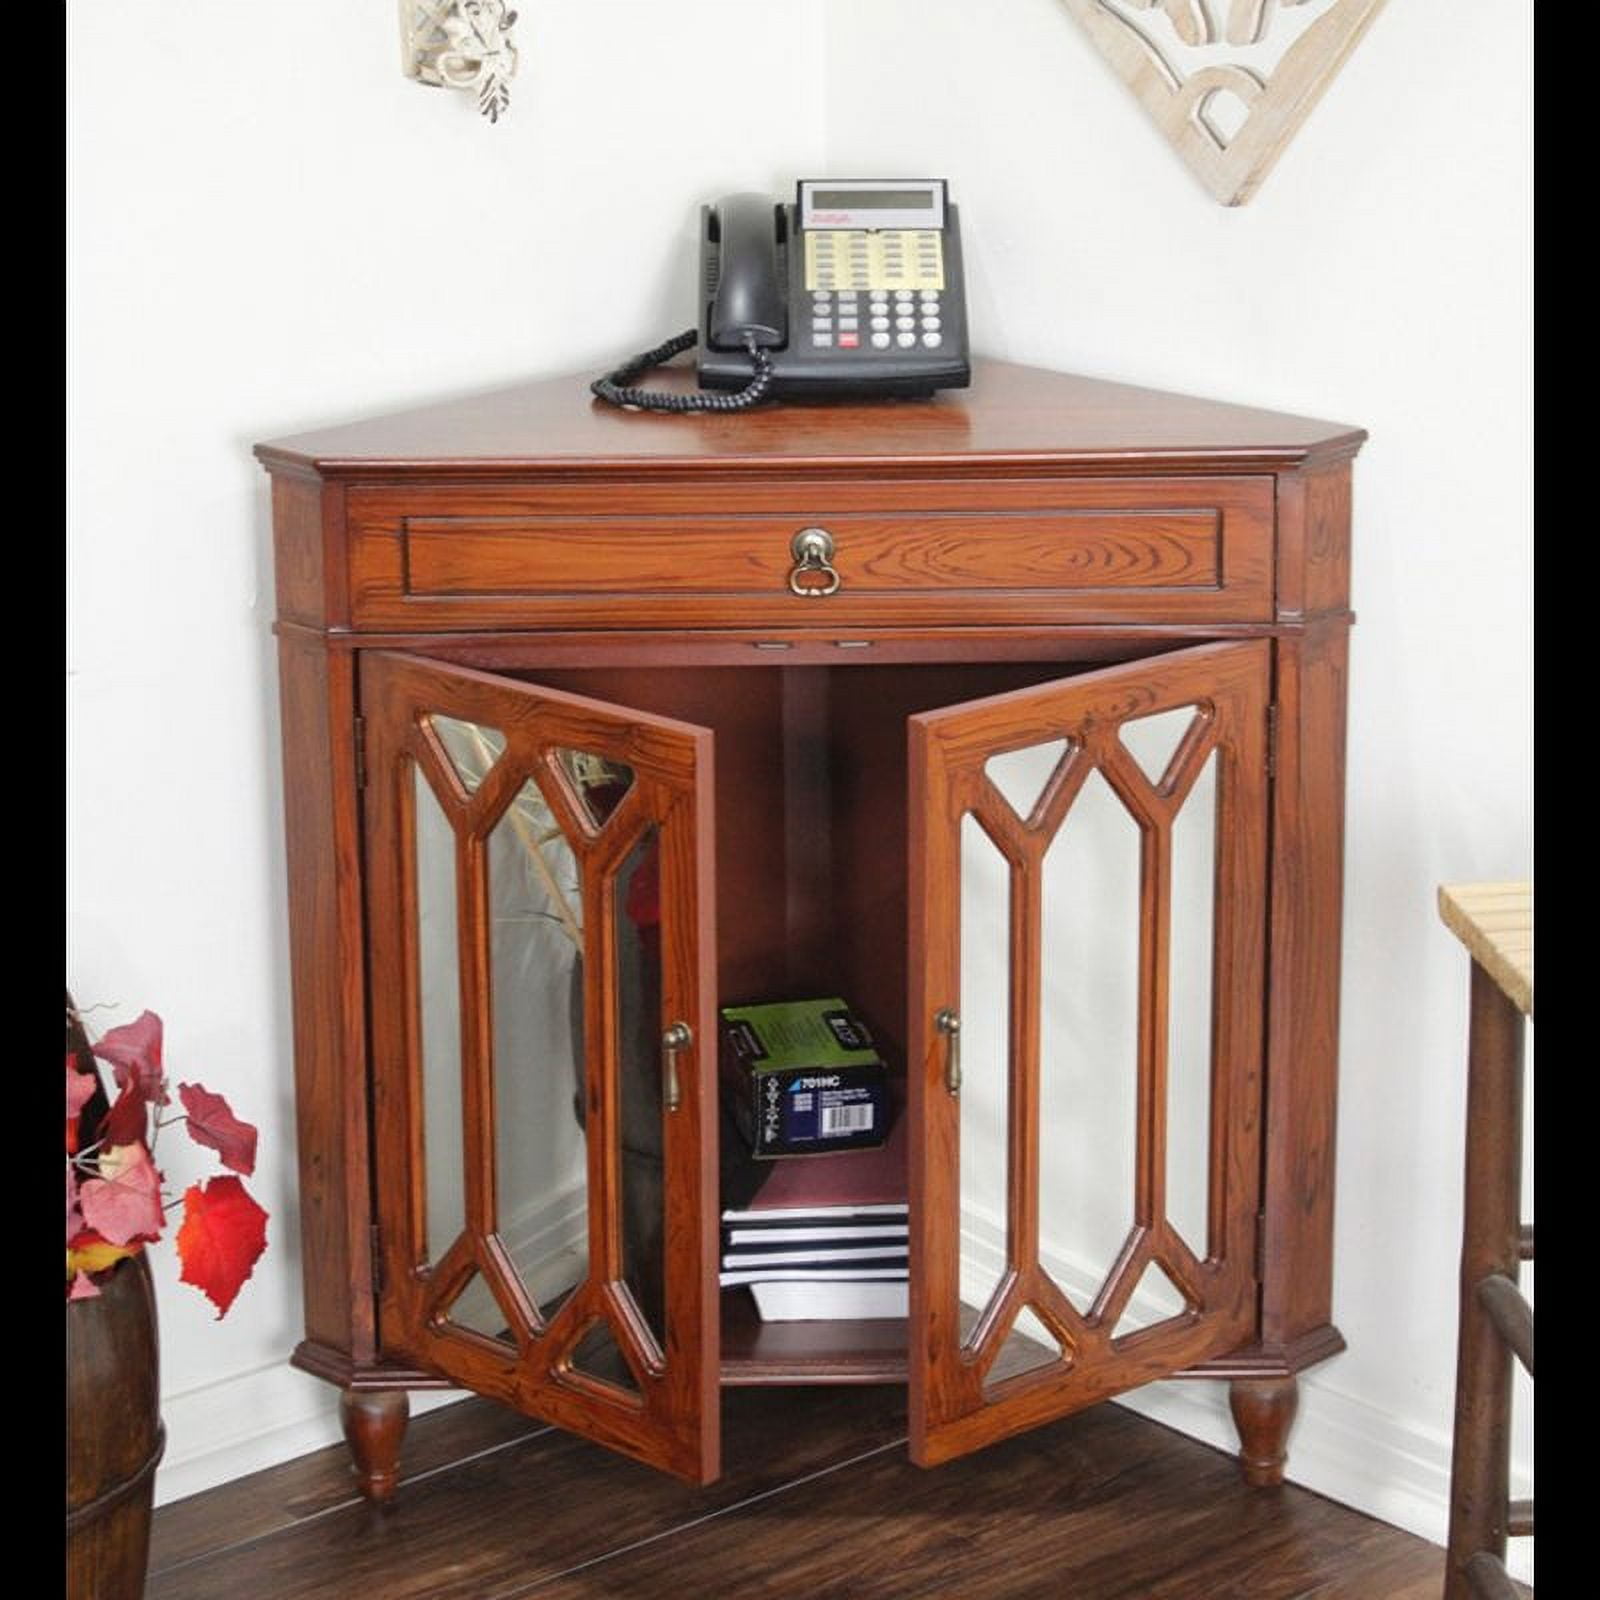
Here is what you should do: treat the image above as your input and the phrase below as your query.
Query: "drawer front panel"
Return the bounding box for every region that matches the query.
[346,477,1273,630]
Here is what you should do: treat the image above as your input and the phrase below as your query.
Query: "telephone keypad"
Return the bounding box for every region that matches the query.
[801,223,950,357]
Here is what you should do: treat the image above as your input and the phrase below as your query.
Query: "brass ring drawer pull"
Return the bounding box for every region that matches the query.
[788,527,841,598]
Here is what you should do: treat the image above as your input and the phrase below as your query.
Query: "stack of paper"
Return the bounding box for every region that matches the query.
[719,1091,908,1321]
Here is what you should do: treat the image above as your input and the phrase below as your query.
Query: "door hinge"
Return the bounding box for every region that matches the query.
[354,714,368,790]
[369,1222,384,1295]
[1265,704,1278,782]
[1255,1212,1267,1280]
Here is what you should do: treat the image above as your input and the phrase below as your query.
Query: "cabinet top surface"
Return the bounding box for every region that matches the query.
[255,358,1364,480]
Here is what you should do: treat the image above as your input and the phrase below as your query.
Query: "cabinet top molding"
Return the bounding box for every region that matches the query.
[255,359,1366,481]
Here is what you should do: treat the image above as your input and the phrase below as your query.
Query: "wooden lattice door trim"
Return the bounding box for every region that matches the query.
[907,639,1270,1466]
[361,650,721,1484]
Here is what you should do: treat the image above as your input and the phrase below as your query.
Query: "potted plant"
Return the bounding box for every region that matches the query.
[66,997,269,1600]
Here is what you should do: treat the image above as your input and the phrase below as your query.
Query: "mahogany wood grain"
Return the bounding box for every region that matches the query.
[720,1290,909,1385]
[254,357,1364,477]
[261,355,1360,1494]
[907,640,1268,1469]
[360,651,720,1484]
[320,622,1281,668]
[1259,618,1350,1354]
[1276,457,1356,623]
[274,628,375,1365]
[515,666,794,1007]
[338,1391,408,1505]
[269,474,338,629]
[1230,1376,1300,1487]
[343,474,1274,632]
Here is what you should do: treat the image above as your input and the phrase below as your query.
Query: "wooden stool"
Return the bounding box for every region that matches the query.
[1438,882,1533,1599]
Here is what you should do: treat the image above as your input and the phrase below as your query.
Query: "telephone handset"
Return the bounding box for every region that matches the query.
[592,179,970,413]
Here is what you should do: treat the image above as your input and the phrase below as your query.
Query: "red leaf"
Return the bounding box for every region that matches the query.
[78,1144,166,1246]
[91,1010,168,1106]
[67,1161,84,1244]
[175,1176,268,1318]
[67,1060,95,1155]
[177,1082,258,1176]
[101,1083,152,1150]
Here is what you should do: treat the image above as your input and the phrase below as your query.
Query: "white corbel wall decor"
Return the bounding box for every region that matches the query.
[1059,0,1387,205]
[400,0,519,123]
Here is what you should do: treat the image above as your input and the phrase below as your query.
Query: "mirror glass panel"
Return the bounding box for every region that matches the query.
[487,775,590,1324]
[1038,769,1141,1314]
[958,813,1012,1343]
[415,763,466,1266]
[1167,750,1218,1259]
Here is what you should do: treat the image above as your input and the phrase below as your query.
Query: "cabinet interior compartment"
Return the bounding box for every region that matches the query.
[473,642,1206,1385]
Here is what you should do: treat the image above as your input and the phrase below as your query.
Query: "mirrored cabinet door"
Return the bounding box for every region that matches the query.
[908,640,1271,1467]
[360,651,722,1484]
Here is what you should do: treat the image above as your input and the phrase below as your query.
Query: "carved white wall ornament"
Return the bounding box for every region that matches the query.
[400,0,519,124]
[1060,0,1387,205]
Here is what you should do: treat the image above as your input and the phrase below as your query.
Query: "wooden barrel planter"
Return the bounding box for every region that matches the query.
[66,1250,164,1600]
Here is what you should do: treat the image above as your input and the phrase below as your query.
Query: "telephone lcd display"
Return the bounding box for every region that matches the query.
[799,180,946,233]
[811,189,932,211]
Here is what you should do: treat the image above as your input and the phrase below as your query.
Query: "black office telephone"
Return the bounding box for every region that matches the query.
[592,179,970,412]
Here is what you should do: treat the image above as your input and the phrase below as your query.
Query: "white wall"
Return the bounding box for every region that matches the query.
[67,0,827,1502]
[820,0,1532,1577]
[69,0,1532,1576]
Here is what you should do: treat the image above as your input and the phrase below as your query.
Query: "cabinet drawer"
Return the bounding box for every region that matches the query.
[345,477,1274,630]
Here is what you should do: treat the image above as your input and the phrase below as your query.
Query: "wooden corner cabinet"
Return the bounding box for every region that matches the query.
[256,358,1362,1499]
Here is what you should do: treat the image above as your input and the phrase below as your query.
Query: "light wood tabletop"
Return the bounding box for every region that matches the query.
[1438,882,1533,1019]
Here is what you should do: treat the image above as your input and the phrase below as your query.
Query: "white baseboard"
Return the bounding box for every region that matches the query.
[156,1214,1529,1591]
[154,1361,468,1508]
[961,1218,1534,1586]
[155,1188,589,1509]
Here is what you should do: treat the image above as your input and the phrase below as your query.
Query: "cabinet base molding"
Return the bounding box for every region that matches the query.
[1172,1324,1347,1381]
[291,1340,456,1393]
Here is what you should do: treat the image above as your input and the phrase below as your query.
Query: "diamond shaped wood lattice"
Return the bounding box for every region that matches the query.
[1059,0,1387,205]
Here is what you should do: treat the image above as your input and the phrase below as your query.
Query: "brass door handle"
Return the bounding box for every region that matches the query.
[661,1021,692,1112]
[789,527,841,598]
[936,1008,961,1095]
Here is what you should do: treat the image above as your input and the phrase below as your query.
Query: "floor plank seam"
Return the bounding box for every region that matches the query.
[147,1423,557,1580]
[487,1435,913,1600]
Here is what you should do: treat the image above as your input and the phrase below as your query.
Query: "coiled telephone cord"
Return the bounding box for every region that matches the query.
[590,328,775,413]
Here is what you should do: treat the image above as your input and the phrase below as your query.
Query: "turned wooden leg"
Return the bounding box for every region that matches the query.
[1229,1377,1299,1487]
[340,1389,409,1505]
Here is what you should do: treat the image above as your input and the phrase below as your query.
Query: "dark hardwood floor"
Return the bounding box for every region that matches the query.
[148,1388,1458,1599]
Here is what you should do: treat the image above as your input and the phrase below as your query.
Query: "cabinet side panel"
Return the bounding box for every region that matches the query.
[271,475,349,629]
[1260,621,1350,1344]
[1275,462,1354,623]
[276,627,375,1360]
